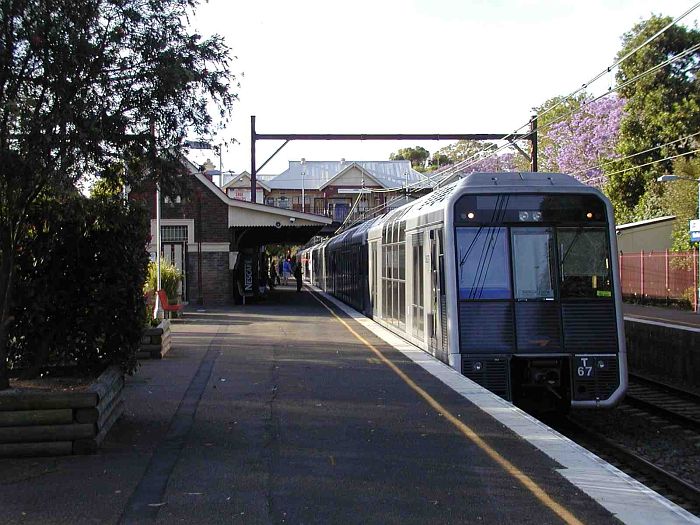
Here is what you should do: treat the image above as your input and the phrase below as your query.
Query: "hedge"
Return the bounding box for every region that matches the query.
[8,194,150,378]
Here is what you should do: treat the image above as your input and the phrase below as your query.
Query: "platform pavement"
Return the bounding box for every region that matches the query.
[623,302,700,329]
[0,286,692,524]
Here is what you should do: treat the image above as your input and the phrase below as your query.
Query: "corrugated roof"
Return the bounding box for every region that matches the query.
[266,160,427,190]
[616,215,676,230]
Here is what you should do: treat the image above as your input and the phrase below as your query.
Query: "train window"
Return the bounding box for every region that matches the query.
[558,228,612,298]
[456,227,511,300]
[511,228,555,300]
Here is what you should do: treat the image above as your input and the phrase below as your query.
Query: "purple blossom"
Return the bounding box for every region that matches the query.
[543,95,625,185]
[466,152,518,173]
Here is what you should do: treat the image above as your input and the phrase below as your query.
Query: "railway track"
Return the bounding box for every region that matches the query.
[558,417,700,513]
[625,373,700,433]
[547,375,700,514]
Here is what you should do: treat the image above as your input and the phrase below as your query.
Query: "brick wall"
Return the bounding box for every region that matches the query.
[625,319,699,388]
[135,175,229,243]
[187,252,232,306]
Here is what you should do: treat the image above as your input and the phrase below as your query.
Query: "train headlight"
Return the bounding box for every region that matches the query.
[467,212,475,220]
[518,211,542,221]
[597,360,606,369]
[586,212,594,219]
[473,361,482,372]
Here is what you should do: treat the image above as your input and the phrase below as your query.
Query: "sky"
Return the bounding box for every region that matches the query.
[189,0,699,176]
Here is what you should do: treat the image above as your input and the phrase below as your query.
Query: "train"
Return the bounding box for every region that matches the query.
[300,172,627,412]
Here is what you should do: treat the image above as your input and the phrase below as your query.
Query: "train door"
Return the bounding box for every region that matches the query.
[369,241,378,317]
[411,232,425,341]
[428,229,446,359]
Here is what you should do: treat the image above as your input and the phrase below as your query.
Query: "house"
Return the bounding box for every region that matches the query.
[222,171,269,203]
[263,160,428,226]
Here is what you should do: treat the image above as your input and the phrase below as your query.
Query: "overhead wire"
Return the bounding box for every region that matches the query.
[275,3,700,234]
[585,147,700,185]
[430,39,700,187]
[422,4,700,188]
[568,131,700,179]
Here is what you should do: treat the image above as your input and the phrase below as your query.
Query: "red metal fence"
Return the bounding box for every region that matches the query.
[619,250,699,312]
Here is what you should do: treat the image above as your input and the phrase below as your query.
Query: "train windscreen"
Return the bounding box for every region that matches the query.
[558,228,612,298]
[456,227,511,300]
[455,193,612,303]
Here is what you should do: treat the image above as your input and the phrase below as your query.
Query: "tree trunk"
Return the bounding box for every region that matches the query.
[0,232,15,390]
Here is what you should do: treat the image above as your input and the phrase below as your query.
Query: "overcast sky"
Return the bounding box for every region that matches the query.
[190,0,699,175]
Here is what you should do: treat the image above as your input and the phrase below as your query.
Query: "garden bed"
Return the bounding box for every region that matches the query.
[0,365,124,457]
[137,319,171,359]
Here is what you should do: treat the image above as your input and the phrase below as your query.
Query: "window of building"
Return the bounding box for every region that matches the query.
[161,225,188,243]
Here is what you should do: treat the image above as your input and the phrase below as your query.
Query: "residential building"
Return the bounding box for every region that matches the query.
[263,160,428,227]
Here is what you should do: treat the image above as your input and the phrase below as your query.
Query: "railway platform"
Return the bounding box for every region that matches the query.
[0,286,697,524]
[623,303,700,329]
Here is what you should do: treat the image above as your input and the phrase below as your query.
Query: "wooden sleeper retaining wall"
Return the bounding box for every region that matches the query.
[137,319,171,359]
[0,366,124,457]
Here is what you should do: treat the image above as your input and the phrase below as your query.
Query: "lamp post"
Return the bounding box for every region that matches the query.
[300,158,306,213]
[657,174,700,312]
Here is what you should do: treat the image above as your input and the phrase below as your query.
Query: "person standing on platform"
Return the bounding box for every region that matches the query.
[293,257,303,292]
[282,257,292,285]
[269,259,277,290]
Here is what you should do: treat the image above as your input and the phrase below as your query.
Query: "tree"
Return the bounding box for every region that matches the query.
[660,156,700,251]
[543,95,625,185]
[432,140,491,166]
[0,0,237,389]
[390,146,430,169]
[468,152,518,173]
[606,15,700,221]
[532,94,588,172]
[430,140,519,173]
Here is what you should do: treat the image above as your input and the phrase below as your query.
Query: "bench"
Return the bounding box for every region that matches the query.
[157,289,183,318]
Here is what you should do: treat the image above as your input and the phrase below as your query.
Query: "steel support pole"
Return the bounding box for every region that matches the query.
[250,115,257,204]
[530,115,538,172]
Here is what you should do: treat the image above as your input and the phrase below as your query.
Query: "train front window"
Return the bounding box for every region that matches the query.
[511,228,555,300]
[456,227,511,300]
[558,228,612,298]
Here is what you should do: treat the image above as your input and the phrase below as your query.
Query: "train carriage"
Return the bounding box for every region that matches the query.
[305,172,627,412]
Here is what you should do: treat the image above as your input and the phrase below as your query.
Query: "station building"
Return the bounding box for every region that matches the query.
[135,158,331,306]
[137,157,427,306]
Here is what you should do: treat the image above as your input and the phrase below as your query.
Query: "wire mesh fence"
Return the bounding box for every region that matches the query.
[619,249,698,312]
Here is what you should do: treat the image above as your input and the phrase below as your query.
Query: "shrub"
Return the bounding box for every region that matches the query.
[144,260,183,303]
[8,194,150,378]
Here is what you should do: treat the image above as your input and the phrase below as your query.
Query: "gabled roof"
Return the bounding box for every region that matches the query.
[179,157,331,225]
[319,162,383,190]
[222,171,271,192]
[266,160,426,190]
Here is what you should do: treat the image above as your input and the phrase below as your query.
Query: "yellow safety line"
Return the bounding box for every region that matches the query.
[309,290,584,525]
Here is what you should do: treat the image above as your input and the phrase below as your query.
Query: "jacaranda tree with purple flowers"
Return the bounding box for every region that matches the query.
[543,95,625,186]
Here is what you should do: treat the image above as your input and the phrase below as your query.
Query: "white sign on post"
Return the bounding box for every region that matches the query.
[690,219,700,242]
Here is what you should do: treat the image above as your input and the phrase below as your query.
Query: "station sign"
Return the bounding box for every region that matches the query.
[690,219,700,242]
[337,188,372,194]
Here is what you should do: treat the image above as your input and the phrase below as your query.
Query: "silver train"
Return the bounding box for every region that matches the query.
[301,172,627,412]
